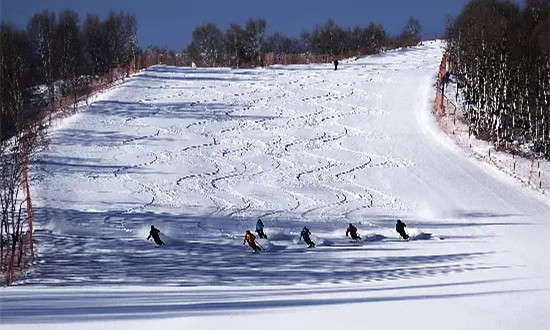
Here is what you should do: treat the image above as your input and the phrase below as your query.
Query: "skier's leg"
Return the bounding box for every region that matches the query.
[250,242,261,252]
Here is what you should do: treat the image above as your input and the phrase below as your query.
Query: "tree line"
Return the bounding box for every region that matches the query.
[185,17,422,67]
[1,9,138,141]
[446,0,549,157]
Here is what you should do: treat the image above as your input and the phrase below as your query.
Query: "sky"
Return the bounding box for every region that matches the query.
[0,0,523,51]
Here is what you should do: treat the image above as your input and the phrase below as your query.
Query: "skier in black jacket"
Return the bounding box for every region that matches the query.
[147,225,165,246]
[346,223,361,241]
[300,226,315,248]
[396,219,409,240]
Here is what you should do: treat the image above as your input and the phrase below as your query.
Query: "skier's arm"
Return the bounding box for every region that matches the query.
[147,233,151,240]
[346,228,349,236]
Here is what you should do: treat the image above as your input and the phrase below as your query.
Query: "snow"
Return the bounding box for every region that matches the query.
[1,41,549,329]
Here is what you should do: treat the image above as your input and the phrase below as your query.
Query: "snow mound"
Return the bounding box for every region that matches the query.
[407,228,432,240]
[256,238,283,252]
[310,235,333,246]
[361,232,386,242]
[265,228,296,241]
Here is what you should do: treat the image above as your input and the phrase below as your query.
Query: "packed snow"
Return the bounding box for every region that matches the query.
[1,41,549,330]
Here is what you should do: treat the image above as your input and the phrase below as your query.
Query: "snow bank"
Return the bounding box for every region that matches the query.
[361,231,386,242]
[407,228,432,240]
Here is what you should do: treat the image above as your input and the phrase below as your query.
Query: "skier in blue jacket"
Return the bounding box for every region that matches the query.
[256,219,267,239]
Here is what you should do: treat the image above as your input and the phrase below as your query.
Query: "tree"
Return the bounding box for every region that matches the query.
[360,22,387,54]
[244,18,267,65]
[122,12,138,72]
[298,31,312,54]
[224,23,246,67]
[55,9,83,96]
[396,16,422,47]
[311,19,346,56]
[265,32,299,56]
[0,23,31,140]
[103,11,126,70]
[186,23,224,66]
[82,14,106,76]
[27,10,57,106]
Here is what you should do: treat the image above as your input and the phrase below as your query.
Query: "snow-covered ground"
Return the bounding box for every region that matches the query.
[1,41,549,329]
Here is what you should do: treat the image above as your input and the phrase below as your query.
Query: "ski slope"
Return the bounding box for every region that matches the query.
[2,41,549,329]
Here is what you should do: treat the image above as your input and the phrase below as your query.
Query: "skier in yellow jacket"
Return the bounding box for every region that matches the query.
[243,230,261,252]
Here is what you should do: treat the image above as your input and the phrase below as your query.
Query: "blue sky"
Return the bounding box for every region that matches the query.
[0,0,522,50]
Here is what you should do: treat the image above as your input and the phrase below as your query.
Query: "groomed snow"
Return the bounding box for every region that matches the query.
[1,41,549,329]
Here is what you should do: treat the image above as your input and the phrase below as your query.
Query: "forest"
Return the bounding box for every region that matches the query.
[0,10,138,140]
[446,0,549,157]
[184,17,421,67]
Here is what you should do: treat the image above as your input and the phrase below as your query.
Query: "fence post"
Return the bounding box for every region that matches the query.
[21,152,34,259]
[527,154,536,186]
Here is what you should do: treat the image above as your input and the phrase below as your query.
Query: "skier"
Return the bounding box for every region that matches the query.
[334,59,339,71]
[300,226,315,248]
[256,219,267,239]
[396,219,409,240]
[147,225,165,246]
[243,230,261,252]
[346,223,362,241]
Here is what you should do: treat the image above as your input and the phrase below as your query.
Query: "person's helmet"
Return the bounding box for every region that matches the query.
[396,219,402,223]
[349,223,353,227]
[246,230,251,233]
[151,225,154,228]
[257,219,261,222]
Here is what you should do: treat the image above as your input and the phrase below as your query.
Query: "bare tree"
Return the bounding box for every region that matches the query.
[55,9,83,97]
[27,11,57,107]
[395,16,422,47]
[0,22,37,283]
[186,23,224,66]
[447,0,549,157]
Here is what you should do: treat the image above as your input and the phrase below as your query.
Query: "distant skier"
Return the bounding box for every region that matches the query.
[300,226,315,248]
[346,223,362,241]
[256,219,267,239]
[243,230,261,252]
[147,225,165,246]
[396,219,409,240]
[334,59,339,71]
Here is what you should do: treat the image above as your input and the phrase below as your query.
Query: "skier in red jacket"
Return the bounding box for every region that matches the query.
[346,223,362,241]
